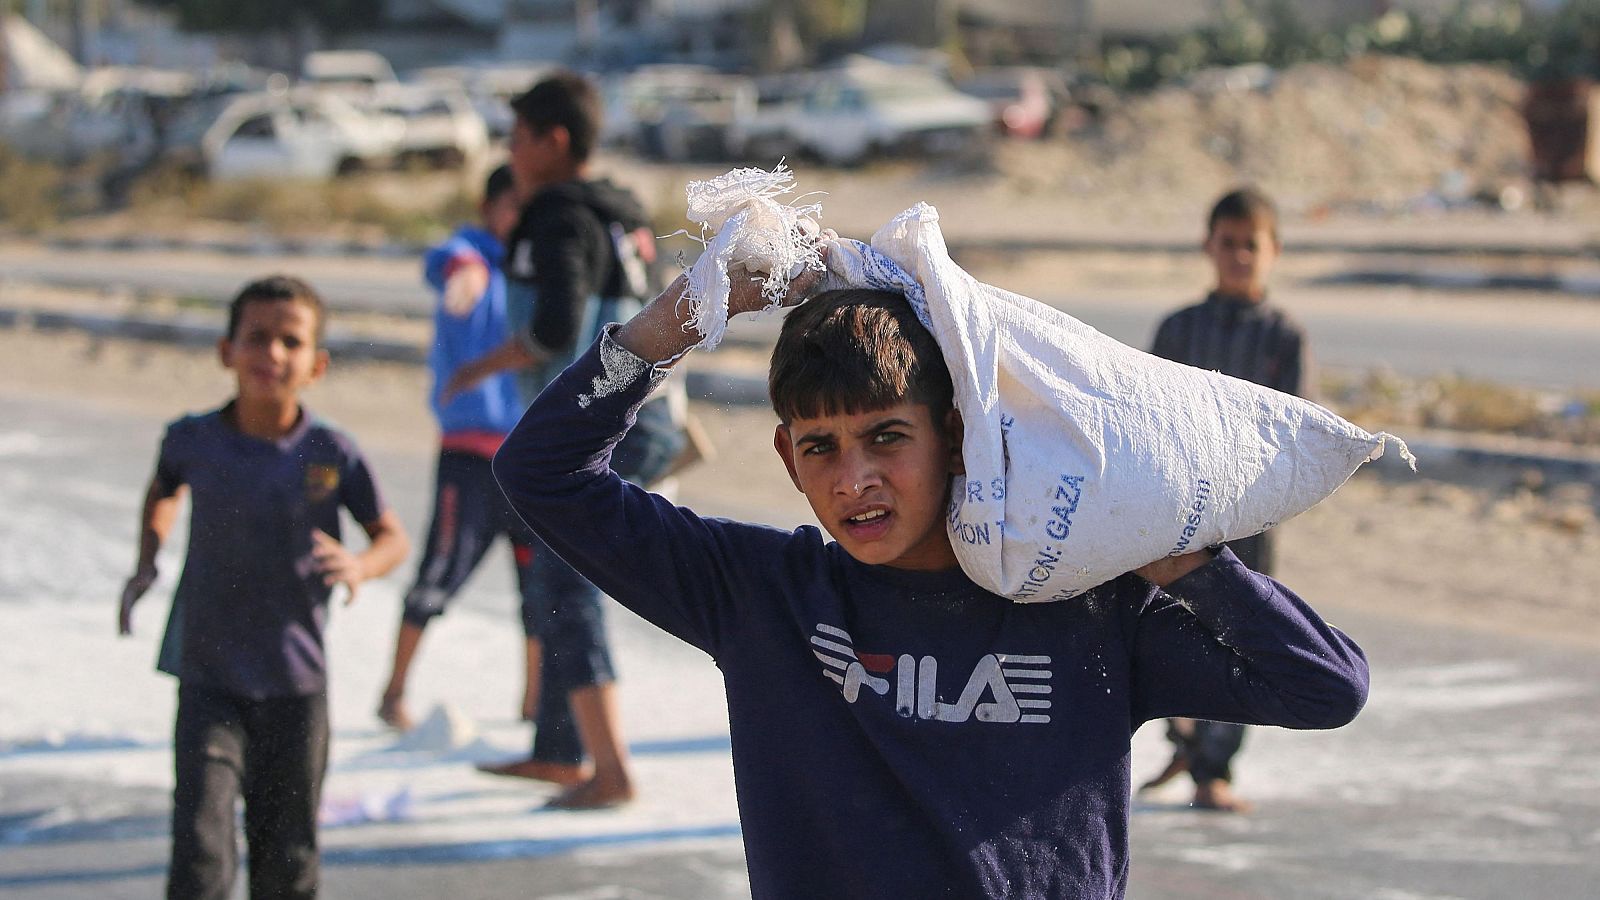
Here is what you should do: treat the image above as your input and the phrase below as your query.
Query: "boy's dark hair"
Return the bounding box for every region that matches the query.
[1207,187,1279,239]
[226,275,327,345]
[769,289,952,424]
[484,163,516,203]
[510,71,601,163]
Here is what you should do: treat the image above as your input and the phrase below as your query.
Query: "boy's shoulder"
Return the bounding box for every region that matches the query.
[526,177,647,230]
[438,225,501,264]
[163,406,226,440]
[1161,294,1302,328]
[300,411,371,458]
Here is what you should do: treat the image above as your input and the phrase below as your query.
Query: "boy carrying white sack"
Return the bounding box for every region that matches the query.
[489,167,1377,898]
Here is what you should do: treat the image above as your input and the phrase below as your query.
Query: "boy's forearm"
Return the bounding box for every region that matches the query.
[134,485,179,572]
[357,512,410,581]
[614,275,696,366]
[479,338,542,375]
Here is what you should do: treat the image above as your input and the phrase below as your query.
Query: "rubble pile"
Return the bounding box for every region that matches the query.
[1001,56,1532,223]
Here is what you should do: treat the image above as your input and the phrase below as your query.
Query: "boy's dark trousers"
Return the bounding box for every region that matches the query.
[168,684,329,900]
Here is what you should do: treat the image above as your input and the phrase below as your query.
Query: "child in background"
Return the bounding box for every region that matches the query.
[447,71,683,809]
[119,276,409,899]
[1141,187,1317,813]
[488,250,1367,897]
[375,165,571,756]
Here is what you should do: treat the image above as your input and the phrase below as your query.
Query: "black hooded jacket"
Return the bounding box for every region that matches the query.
[504,177,650,356]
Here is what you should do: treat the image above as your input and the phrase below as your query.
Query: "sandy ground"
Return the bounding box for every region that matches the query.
[4,324,1596,650]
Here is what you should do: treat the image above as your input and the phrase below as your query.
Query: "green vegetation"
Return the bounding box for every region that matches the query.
[1326,368,1600,445]
[1096,0,1600,90]
[125,166,476,243]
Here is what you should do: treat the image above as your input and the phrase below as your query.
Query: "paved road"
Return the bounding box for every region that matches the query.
[1,386,1596,898]
[4,242,1600,391]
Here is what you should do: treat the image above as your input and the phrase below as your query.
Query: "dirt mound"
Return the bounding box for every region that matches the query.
[1000,56,1531,225]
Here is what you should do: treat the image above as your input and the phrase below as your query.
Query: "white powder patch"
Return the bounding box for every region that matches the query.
[577,331,664,409]
[0,431,48,457]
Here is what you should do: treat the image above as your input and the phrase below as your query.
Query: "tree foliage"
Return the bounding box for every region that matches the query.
[1096,0,1600,91]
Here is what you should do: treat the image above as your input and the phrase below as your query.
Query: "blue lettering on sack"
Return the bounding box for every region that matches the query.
[1168,478,1214,556]
[1010,545,1064,600]
[953,521,993,546]
[1044,475,1085,542]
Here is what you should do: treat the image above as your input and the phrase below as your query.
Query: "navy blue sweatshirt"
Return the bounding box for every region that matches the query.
[493,328,1369,900]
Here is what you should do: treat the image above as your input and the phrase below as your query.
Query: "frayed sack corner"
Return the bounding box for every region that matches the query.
[674,164,828,353]
[1368,432,1419,472]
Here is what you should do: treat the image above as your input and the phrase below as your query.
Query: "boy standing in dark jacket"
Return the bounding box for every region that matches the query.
[1143,187,1316,812]
[448,72,681,808]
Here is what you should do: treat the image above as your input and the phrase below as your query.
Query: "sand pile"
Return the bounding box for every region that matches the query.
[999,56,1531,224]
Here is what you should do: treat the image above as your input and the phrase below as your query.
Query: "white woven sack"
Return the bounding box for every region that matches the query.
[825,203,1411,602]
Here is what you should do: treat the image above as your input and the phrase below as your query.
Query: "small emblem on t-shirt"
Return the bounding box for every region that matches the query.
[810,623,1052,724]
[304,464,340,503]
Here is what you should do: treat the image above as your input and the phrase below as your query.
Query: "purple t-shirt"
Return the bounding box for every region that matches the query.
[493,329,1370,899]
[152,403,385,698]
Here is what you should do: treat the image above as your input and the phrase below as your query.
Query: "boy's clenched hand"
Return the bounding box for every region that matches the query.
[618,238,833,366]
[725,238,833,317]
[312,529,367,604]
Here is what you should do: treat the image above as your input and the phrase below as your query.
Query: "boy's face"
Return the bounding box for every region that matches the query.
[774,401,964,571]
[218,298,327,407]
[1203,216,1280,300]
[483,188,522,242]
[509,118,568,192]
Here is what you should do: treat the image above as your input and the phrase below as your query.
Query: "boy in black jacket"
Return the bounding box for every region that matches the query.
[448,72,681,808]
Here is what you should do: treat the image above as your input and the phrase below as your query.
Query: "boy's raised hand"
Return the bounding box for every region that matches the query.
[443,261,490,317]
[118,565,157,635]
[725,237,833,318]
[311,528,366,604]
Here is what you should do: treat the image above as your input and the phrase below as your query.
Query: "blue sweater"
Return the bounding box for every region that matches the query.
[493,328,1370,899]
[423,225,522,437]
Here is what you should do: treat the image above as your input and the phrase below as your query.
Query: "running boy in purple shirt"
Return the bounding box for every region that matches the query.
[491,256,1369,898]
[119,275,409,900]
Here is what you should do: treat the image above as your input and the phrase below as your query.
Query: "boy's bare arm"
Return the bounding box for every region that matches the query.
[440,338,542,402]
[311,510,410,604]
[119,480,182,635]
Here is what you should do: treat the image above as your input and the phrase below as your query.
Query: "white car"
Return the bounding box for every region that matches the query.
[370,83,489,169]
[202,90,403,181]
[607,66,755,161]
[300,50,397,95]
[788,62,991,167]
